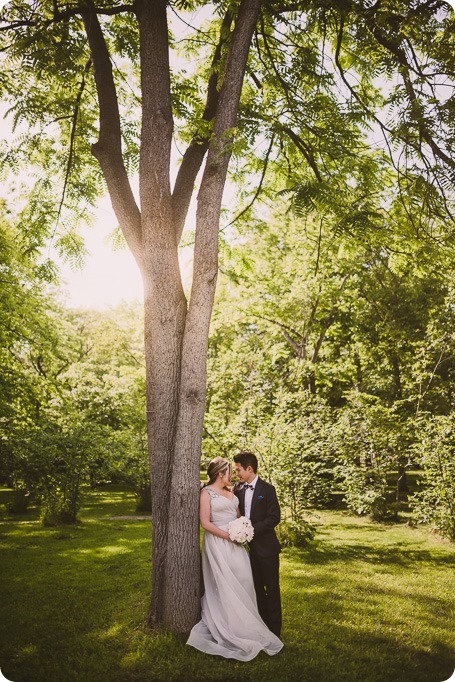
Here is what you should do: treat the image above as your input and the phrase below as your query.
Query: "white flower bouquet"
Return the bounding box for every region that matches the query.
[228,516,254,545]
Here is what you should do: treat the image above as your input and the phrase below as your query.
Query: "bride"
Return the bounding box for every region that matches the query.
[186,457,283,661]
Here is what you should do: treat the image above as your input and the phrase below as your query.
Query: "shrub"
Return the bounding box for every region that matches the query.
[331,393,406,521]
[37,471,82,526]
[410,415,455,541]
[276,518,316,548]
[243,391,333,546]
[5,488,31,514]
[135,481,151,512]
[254,390,335,511]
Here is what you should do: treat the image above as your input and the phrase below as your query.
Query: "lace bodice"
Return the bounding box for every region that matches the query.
[204,488,239,528]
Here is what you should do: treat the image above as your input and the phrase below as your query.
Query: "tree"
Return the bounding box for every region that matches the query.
[1,0,454,630]
[203,184,455,521]
[1,278,149,524]
[0,203,68,501]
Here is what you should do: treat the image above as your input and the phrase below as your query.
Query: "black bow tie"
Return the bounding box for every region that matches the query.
[243,483,254,490]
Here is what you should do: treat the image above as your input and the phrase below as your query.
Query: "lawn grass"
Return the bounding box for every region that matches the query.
[0,486,454,682]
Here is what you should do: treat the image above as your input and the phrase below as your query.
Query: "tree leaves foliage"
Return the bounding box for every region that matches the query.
[0,0,453,261]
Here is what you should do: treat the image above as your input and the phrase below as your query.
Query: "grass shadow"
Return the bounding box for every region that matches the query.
[1,487,454,682]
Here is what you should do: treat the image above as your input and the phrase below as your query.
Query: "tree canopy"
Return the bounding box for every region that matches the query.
[1,1,454,245]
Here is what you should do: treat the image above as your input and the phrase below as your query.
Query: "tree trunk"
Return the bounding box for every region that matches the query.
[135,0,189,628]
[391,354,403,400]
[396,464,408,502]
[144,272,187,626]
[354,351,363,392]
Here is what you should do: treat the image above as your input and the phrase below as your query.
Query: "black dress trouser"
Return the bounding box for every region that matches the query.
[249,548,282,637]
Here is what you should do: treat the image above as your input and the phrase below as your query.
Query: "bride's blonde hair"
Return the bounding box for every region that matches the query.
[206,457,231,486]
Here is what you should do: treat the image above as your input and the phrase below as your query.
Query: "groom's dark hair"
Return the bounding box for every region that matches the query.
[234,452,258,473]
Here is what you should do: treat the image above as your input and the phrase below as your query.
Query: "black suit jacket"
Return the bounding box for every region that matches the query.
[234,477,281,558]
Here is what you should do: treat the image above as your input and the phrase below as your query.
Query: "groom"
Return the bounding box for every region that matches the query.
[233,452,282,637]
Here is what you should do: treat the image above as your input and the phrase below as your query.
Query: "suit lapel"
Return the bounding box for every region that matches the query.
[250,477,263,520]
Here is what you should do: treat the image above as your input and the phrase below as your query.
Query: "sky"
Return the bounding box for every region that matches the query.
[55,194,144,310]
[55,184,197,310]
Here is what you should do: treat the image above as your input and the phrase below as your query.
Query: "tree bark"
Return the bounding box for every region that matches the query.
[81,1,142,267]
[136,0,189,628]
[396,464,408,502]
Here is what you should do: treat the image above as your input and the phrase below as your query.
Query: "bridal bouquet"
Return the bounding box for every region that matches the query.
[228,516,254,545]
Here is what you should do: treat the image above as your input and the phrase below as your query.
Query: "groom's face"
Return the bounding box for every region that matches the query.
[235,463,245,481]
[235,463,254,482]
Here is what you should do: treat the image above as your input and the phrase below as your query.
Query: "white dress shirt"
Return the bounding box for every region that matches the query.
[244,475,258,519]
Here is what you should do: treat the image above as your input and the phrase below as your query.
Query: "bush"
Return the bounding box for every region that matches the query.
[38,477,81,526]
[331,393,406,521]
[135,482,151,512]
[410,415,455,541]
[254,390,335,512]
[338,464,388,518]
[276,518,316,548]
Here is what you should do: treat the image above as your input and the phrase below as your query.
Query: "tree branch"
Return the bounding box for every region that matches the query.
[253,313,302,341]
[333,9,455,199]
[210,0,263,152]
[81,0,142,267]
[252,312,308,358]
[52,58,92,242]
[172,8,234,244]
[363,9,455,171]
[279,125,323,182]
[221,133,275,232]
[258,16,324,183]
[333,15,393,138]
[310,272,351,364]
[136,0,174,226]
[0,4,135,32]
[191,0,264,293]
[400,67,455,170]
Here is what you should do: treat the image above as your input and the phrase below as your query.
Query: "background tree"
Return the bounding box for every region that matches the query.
[204,187,455,526]
[0,219,147,524]
[410,413,455,542]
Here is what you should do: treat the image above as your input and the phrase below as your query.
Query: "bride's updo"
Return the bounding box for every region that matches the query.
[206,457,231,486]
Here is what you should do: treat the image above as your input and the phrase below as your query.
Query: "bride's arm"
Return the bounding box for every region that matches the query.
[199,490,231,540]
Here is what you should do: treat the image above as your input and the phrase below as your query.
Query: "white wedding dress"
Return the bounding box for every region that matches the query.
[186,488,283,661]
